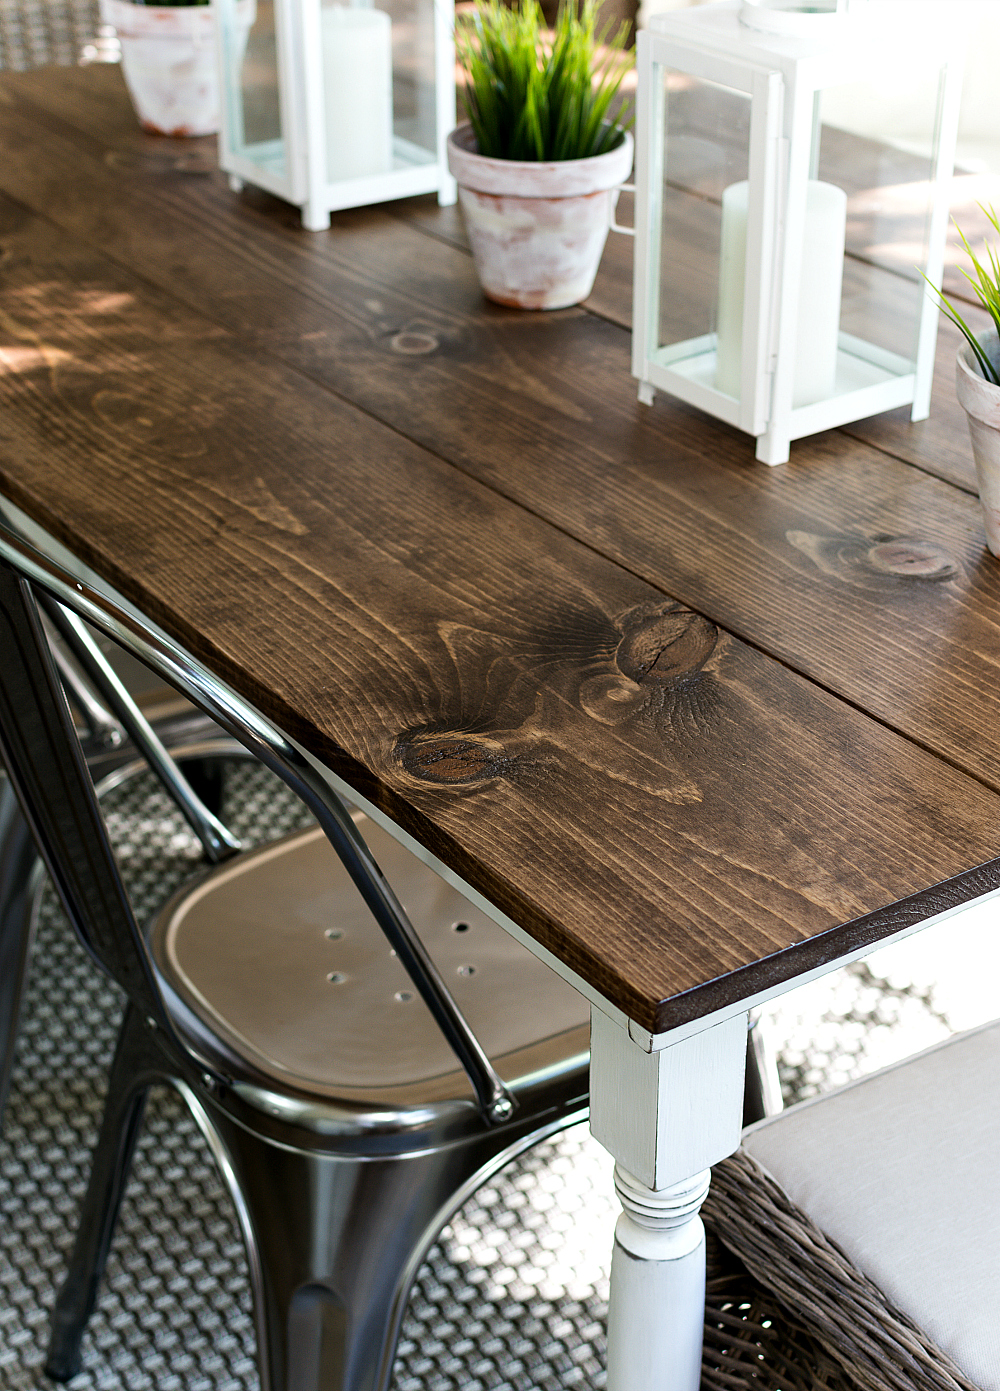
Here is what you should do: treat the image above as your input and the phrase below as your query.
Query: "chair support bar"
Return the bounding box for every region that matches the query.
[39,595,242,866]
[44,622,126,752]
[0,525,516,1125]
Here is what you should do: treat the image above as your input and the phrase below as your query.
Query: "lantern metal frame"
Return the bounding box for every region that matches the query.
[213,0,457,230]
[631,0,965,464]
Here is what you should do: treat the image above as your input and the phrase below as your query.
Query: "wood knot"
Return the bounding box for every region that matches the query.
[865,538,958,580]
[389,330,439,356]
[788,530,960,586]
[397,733,509,785]
[616,604,718,685]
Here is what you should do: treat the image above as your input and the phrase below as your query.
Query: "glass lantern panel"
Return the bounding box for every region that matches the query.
[652,66,754,402]
[221,0,286,182]
[319,0,438,186]
[813,55,948,382]
[385,0,438,164]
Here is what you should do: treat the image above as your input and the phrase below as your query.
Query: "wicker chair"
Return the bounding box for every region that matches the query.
[700,1019,999,1391]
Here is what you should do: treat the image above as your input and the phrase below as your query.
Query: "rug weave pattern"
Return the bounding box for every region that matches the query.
[0,0,99,69]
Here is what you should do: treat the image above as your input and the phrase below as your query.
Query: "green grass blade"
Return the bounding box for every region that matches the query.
[924,270,1000,384]
[456,0,632,162]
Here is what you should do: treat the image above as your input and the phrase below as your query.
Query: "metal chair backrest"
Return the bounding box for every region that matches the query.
[0,544,513,1121]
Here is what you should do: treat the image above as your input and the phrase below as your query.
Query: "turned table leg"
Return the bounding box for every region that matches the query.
[589,1009,749,1391]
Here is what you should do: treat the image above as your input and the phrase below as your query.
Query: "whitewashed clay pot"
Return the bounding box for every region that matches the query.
[101,0,253,137]
[955,329,1000,558]
[446,123,634,310]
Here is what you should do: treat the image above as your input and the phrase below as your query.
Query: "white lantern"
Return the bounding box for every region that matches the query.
[213,0,456,230]
[631,0,966,464]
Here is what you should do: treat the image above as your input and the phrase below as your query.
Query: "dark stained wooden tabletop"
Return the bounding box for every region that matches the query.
[1,62,999,1035]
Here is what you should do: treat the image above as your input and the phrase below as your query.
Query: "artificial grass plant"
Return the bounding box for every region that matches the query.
[456,0,632,163]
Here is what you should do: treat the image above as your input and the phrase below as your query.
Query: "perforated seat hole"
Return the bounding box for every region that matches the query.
[326,971,348,985]
[394,990,415,1003]
[457,964,476,977]
[452,922,471,933]
[324,928,344,941]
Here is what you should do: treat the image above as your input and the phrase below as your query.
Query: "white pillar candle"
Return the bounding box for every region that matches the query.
[715,179,847,408]
[321,5,393,183]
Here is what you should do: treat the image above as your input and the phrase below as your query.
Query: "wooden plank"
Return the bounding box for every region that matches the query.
[6,63,985,352]
[0,69,997,814]
[19,61,997,300]
[388,109,992,495]
[1,190,1000,1036]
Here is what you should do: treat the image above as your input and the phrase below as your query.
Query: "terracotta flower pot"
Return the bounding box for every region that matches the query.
[955,330,1000,558]
[446,123,634,311]
[101,0,253,138]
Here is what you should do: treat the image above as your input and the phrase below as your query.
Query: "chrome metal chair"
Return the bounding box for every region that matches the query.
[0,550,592,1391]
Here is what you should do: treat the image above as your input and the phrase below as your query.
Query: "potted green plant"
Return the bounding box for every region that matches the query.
[101,0,254,137]
[449,0,634,309]
[936,206,1000,557]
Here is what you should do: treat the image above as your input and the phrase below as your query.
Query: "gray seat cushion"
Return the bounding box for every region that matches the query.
[742,1018,1000,1391]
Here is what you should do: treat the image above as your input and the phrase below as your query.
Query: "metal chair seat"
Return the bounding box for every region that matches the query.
[151,817,590,1126]
[35,802,590,1391]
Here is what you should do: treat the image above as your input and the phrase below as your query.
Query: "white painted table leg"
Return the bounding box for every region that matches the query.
[589,1008,749,1391]
[607,1166,711,1391]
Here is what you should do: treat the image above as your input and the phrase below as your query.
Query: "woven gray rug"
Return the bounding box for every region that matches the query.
[0,754,965,1390]
[0,0,100,70]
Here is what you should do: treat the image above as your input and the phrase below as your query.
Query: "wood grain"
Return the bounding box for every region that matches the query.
[2,202,999,1031]
[1,75,995,802]
[1,68,1000,1033]
[392,136,988,498]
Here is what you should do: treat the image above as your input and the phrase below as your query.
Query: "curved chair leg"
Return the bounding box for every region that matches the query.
[0,778,41,1126]
[45,1004,162,1382]
[202,1103,585,1391]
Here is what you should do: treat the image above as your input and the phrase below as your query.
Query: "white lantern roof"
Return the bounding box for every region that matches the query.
[648,0,965,88]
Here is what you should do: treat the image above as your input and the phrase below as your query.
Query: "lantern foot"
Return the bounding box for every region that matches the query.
[637,381,655,407]
[437,174,458,208]
[302,202,332,232]
[228,175,244,193]
[755,430,790,466]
